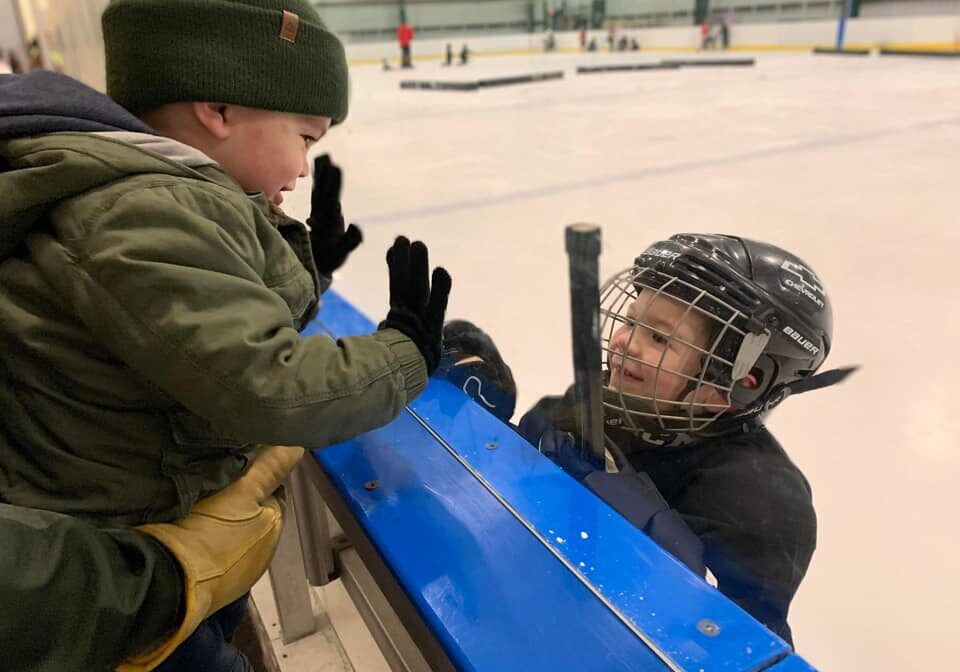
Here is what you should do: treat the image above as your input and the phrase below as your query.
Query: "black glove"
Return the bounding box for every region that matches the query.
[379,236,452,375]
[306,154,362,275]
[525,424,602,482]
[436,320,517,423]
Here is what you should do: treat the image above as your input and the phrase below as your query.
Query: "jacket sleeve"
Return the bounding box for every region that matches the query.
[0,503,182,672]
[583,471,706,577]
[34,184,427,447]
[518,406,705,576]
[677,462,816,647]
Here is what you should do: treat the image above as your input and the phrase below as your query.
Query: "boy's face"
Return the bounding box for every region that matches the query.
[606,291,715,411]
[210,107,331,206]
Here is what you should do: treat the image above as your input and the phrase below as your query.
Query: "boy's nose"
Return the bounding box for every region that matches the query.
[299,156,310,178]
[617,328,659,362]
[611,328,640,359]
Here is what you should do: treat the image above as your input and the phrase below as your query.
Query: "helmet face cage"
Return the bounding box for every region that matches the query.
[599,264,759,435]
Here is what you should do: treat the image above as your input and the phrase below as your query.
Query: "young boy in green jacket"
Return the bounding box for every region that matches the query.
[0,0,450,668]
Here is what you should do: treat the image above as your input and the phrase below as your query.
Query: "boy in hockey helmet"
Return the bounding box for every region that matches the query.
[518,233,854,645]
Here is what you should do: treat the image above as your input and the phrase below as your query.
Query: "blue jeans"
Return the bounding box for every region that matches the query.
[154,595,253,672]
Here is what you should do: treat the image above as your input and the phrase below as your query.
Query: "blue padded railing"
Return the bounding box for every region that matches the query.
[304,290,818,672]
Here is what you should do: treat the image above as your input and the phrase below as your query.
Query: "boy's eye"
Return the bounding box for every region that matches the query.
[302,135,318,147]
[651,331,669,346]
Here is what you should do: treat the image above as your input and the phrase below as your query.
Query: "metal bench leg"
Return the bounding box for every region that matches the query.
[267,464,317,644]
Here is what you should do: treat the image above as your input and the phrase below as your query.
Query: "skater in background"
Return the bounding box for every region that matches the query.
[459,43,470,65]
[8,49,24,74]
[25,37,64,73]
[397,18,414,68]
[544,31,556,52]
[700,19,712,50]
[444,42,453,66]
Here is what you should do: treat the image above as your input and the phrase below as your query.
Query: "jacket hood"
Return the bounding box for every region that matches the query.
[0,71,154,138]
[0,73,225,260]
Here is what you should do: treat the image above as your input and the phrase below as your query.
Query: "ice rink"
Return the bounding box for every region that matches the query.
[276,49,960,671]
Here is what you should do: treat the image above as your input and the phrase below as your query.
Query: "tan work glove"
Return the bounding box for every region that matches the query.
[117,445,305,672]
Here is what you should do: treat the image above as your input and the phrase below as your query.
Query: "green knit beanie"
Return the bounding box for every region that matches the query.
[102,0,348,123]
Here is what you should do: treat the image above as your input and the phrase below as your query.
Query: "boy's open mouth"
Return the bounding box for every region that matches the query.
[609,363,644,385]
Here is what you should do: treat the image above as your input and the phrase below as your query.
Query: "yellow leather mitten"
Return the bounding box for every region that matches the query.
[118,445,304,671]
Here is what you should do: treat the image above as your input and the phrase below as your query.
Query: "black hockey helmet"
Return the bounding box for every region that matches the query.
[599,233,854,436]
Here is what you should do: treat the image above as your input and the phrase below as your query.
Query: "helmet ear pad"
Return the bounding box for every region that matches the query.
[682,358,763,414]
[729,355,778,409]
[680,381,730,415]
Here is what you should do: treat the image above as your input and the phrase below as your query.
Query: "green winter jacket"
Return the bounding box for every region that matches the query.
[0,502,181,672]
[0,121,426,527]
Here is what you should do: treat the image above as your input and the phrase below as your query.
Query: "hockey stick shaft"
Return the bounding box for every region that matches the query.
[565,224,605,463]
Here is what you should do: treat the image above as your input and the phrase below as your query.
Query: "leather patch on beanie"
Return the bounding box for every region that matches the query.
[280,10,300,43]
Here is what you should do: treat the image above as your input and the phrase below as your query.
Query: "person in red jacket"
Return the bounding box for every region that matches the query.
[397,20,414,68]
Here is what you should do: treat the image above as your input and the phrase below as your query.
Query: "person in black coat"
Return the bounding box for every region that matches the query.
[441,234,855,647]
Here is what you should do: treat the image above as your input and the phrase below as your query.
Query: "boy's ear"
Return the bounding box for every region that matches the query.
[191,103,231,140]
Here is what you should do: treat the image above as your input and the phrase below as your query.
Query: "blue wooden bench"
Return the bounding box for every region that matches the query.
[299,290,818,672]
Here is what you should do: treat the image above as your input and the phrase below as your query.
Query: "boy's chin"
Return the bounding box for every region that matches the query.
[604,386,678,412]
[605,378,679,405]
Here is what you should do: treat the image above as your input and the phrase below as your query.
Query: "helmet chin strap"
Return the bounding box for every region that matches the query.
[604,413,701,449]
[785,366,859,394]
[729,365,860,421]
